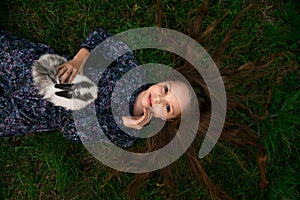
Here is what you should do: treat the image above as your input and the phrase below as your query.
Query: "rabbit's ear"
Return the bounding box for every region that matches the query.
[55,91,73,99]
[55,83,74,91]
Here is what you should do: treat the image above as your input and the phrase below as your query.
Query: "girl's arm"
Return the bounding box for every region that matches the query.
[57,28,110,83]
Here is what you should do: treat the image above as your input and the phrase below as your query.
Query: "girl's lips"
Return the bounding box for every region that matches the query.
[148,94,152,107]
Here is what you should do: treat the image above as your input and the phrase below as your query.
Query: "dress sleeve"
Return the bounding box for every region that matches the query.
[80,28,112,52]
[78,28,144,147]
[80,28,138,67]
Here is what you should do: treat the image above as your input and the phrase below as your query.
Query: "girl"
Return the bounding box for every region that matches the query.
[0,26,268,200]
[0,28,192,146]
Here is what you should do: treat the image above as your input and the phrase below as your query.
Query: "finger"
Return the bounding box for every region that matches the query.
[144,110,153,124]
[56,66,68,78]
[146,110,153,121]
[60,68,73,83]
[144,108,151,118]
[60,73,69,84]
[68,68,78,83]
[137,119,145,127]
[124,116,143,129]
[137,109,147,125]
[138,109,151,126]
[56,64,66,70]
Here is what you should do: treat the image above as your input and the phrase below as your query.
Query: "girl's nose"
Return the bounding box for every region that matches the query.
[154,93,166,104]
[154,95,160,104]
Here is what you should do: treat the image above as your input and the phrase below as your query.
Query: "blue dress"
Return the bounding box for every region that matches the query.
[0,28,146,147]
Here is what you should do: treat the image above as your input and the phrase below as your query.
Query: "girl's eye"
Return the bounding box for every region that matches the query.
[166,104,170,112]
[164,85,168,94]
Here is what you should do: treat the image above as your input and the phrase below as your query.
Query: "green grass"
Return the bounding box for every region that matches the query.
[0,0,299,199]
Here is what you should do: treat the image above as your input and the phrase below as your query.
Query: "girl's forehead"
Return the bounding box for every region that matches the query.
[169,81,191,112]
[169,80,188,90]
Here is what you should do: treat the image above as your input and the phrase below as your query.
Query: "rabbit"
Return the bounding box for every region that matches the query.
[32,54,98,110]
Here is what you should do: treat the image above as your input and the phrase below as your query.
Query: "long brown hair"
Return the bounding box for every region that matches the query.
[105,1,296,199]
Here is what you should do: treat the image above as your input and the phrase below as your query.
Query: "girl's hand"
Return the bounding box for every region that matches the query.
[56,48,90,83]
[56,60,81,83]
[122,108,152,130]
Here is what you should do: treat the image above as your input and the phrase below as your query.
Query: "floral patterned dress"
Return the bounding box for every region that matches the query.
[0,28,146,147]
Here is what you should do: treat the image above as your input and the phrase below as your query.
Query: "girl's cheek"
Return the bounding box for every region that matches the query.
[150,105,167,119]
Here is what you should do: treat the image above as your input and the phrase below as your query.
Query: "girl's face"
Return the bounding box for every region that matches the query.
[138,81,191,120]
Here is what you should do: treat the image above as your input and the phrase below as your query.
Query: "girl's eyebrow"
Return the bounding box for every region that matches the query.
[171,105,175,115]
[168,82,175,115]
[168,81,172,91]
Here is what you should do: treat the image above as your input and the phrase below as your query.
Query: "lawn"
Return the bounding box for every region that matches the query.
[0,0,299,199]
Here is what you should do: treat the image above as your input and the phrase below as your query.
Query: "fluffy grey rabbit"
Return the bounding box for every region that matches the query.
[32,54,98,110]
